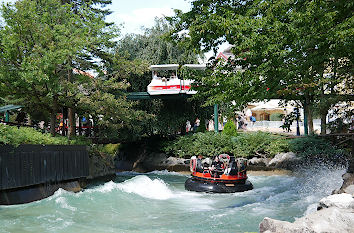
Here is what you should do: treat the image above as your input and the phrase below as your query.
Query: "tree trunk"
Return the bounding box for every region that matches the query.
[307,100,314,135]
[68,108,75,138]
[320,109,327,135]
[50,96,58,136]
[27,114,32,126]
[78,116,82,136]
[67,63,75,139]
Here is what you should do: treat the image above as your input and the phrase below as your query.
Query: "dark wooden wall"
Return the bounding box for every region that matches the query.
[0,145,89,191]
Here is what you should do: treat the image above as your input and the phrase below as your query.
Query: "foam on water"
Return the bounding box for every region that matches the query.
[0,165,347,233]
[90,175,174,200]
[55,197,77,211]
[148,169,188,176]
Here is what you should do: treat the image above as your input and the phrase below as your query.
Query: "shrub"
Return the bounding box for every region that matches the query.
[232,131,289,157]
[288,136,347,159]
[222,121,237,136]
[101,143,120,156]
[163,132,234,158]
[163,131,289,158]
[0,124,90,146]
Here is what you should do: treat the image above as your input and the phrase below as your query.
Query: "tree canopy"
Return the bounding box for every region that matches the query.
[0,0,147,139]
[168,0,353,133]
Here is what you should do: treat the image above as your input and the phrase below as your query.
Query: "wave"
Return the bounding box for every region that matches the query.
[116,170,188,177]
[90,175,174,200]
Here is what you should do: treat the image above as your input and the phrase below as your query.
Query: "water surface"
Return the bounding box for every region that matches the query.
[0,166,345,233]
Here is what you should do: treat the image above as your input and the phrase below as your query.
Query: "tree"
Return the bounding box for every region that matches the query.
[0,0,94,135]
[168,0,353,134]
[0,0,145,140]
[115,18,211,136]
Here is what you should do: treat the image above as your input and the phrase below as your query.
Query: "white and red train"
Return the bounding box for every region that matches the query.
[147,64,205,95]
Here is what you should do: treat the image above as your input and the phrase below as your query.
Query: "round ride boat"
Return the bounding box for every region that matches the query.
[185,154,253,193]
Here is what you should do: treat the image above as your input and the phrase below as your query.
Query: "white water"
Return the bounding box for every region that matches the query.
[0,165,345,233]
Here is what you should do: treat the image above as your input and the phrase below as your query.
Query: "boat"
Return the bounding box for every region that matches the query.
[185,154,253,193]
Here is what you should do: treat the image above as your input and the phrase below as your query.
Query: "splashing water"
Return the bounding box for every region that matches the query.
[0,165,345,233]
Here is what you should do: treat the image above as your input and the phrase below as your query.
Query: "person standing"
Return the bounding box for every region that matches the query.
[194,117,200,132]
[186,120,191,133]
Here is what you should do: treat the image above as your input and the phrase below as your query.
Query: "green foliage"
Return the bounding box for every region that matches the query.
[91,143,120,157]
[117,18,200,65]
[113,18,208,137]
[270,113,283,121]
[0,124,88,146]
[169,0,353,120]
[163,131,289,158]
[222,121,237,136]
[163,132,234,158]
[232,132,289,158]
[288,136,347,158]
[0,0,152,139]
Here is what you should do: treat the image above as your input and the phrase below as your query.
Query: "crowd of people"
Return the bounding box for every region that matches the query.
[186,114,256,133]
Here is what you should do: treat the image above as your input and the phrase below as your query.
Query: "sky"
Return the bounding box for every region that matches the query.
[106,0,192,35]
[0,0,192,35]
[0,0,228,60]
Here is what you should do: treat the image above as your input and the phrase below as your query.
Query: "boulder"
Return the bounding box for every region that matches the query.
[260,206,354,233]
[318,193,354,210]
[248,157,269,167]
[268,152,299,169]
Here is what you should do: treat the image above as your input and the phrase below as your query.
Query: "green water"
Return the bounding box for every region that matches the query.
[0,167,345,233]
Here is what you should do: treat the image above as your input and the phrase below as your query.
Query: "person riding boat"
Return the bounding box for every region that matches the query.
[210,156,224,177]
[186,155,253,193]
[196,154,204,172]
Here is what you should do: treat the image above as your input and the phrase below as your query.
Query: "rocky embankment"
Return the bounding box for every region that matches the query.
[115,150,302,173]
[259,171,354,233]
[248,152,300,171]
[88,150,116,179]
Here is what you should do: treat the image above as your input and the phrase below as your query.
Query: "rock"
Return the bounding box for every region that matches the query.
[318,193,354,210]
[88,151,116,179]
[268,152,299,169]
[260,206,354,233]
[339,172,354,193]
[165,156,187,166]
[344,185,354,195]
[248,157,269,166]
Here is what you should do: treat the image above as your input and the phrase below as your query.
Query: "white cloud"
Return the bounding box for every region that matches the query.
[114,7,175,34]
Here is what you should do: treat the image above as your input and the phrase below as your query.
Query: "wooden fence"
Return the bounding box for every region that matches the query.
[0,145,89,191]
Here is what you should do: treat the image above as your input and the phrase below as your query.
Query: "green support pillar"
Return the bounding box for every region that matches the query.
[214,104,218,132]
[5,111,9,122]
[303,100,308,135]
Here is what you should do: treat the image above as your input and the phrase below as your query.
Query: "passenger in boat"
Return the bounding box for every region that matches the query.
[170,72,176,79]
[196,154,203,172]
[210,156,224,177]
[153,71,159,80]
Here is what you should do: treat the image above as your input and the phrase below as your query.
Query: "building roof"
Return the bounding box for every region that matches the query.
[150,64,179,71]
[0,105,22,113]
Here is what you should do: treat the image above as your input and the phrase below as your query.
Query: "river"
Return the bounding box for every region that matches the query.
[0,165,345,233]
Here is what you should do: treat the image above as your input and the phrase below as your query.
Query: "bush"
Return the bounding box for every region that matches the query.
[0,124,89,146]
[101,143,120,156]
[163,131,289,158]
[288,136,347,159]
[232,131,289,157]
[222,121,237,136]
[163,132,234,158]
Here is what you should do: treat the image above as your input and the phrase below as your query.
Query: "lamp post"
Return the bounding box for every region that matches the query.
[214,104,218,132]
[5,111,9,123]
